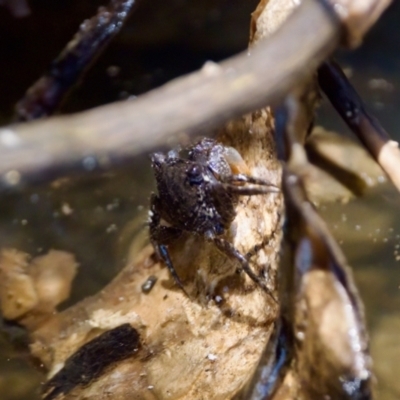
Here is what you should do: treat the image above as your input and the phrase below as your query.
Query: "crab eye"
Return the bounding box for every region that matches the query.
[187,165,204,185]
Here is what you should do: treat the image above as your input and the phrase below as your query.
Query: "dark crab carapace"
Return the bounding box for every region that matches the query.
[149,137,279,298]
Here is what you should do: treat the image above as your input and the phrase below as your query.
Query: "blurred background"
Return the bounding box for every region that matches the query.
[0,0,399,399]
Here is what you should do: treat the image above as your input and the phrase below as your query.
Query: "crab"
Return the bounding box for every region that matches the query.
[149,137,279,298]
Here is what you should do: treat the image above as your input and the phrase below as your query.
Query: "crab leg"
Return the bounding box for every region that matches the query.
[213,237,278,303]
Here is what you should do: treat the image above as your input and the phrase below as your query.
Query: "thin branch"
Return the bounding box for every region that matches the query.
[318,60,400,192]
[14,0,137,122]
[0,0,341,189]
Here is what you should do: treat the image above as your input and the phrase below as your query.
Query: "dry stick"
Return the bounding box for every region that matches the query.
[0,0,342,189]
[318,60,400,192]
[0,0,393,189]
[14,0,137,122]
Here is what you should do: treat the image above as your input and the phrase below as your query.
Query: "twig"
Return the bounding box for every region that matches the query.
[0,0,392,189]
[14,0,137,122]
[0,0,342,189]
[318,60,400,192]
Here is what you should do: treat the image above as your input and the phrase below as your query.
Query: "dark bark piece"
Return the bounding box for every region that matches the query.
[318,61,390,148]
[14,0,137,122]
[42,323,141,400]
[318,60,400,191]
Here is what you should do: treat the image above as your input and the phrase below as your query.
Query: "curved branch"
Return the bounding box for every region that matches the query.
[0,0,341,189]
